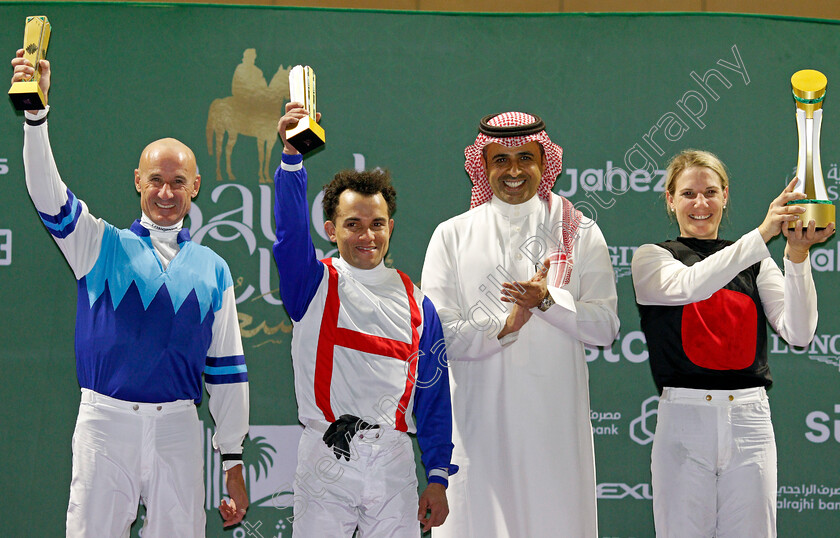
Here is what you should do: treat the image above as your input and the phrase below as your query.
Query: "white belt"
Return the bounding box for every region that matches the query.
[303,419,330,435]
[81,388,195,416]
[303,418,396,442]
[661,386,767,406]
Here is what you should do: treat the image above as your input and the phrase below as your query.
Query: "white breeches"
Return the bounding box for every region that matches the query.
[292,423,420,537]
[66,389,204,538]
[651,386,777,538]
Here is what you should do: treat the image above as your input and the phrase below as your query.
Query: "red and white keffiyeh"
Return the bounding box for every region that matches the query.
[464,111,564,209]
[545,201,582,288]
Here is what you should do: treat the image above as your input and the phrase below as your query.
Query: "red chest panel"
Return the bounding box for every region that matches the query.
[681,288,758,370]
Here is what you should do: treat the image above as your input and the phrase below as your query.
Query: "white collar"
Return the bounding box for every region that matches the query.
[140,213,183,235]
[333,256,392,285]
[488,193,543,218]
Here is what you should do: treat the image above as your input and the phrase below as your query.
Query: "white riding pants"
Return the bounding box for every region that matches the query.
[651,386,777,538]
[66,389,204,538]
[292,422,420,537]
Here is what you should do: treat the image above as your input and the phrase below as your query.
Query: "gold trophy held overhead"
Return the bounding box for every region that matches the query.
[9,16,51,110]
[286,65,325,154]
[788,69,835,229]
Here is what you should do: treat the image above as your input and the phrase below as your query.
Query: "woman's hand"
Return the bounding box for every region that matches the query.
[783,218,835,262]
[757,178,807,243]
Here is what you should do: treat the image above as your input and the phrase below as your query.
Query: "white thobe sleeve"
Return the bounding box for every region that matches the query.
[533,220,620,346]
[421,225,507,361]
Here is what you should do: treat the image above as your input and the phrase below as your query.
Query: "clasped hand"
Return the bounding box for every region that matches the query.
[758,178,835,262]
[497,259,550,338]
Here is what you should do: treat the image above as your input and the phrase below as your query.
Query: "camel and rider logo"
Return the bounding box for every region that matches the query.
[207,49,291,184]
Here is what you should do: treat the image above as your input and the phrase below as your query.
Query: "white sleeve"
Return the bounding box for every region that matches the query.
[757,257,818,347]
[23,108,104,279]
[421,225,507,361]
[631,228,770,306]
[205,285,250,471]
[533,221,620,346]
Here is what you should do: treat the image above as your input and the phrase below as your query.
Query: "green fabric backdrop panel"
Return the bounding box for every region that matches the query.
[1,4,839,536]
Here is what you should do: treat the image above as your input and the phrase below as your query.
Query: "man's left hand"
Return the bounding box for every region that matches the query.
[417,482,448,532]
[219,464,248,527]
[500,257,550,309]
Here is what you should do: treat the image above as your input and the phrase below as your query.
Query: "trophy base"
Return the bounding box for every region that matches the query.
[9,81,47,110]
[786,200,835,229]
[286,116,325,155]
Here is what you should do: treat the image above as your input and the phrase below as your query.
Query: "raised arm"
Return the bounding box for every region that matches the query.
[632,230,770,306]
[13,50,104,279]
[633,179,834,307]
[757,211,834,347]
[272,102,325,321]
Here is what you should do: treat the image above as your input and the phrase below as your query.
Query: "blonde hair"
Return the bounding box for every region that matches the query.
[664,149,729,214]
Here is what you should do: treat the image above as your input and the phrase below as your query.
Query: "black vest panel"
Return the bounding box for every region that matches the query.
[637,237,770,393]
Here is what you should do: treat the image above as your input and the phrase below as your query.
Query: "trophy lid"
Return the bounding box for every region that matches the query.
[792,70,827,112]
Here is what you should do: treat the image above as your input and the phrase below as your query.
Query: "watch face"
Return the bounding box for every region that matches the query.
[539,294,554,312]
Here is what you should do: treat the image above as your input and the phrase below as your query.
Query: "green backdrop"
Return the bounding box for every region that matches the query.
[1,4,839,536]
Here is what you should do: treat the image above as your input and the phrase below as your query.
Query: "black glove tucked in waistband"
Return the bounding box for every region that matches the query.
[323,414,380,461]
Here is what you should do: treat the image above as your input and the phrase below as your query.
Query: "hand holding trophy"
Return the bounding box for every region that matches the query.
[788,69,836,229]
[9,16,51,110]
[284,65,325,154]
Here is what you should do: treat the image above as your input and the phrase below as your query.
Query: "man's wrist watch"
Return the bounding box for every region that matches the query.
[537,292,555,312]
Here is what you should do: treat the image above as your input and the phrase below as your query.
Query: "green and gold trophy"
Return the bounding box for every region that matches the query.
[9,16,51,110]
[788,69,835,229]
[286,65,325,154]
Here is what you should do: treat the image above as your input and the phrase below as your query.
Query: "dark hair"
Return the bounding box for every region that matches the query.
[322,169,397,222]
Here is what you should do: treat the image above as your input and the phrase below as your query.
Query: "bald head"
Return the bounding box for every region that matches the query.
[134,138,201,227]
[138,138,197,176]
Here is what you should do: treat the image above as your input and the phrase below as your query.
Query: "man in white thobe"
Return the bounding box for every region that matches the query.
[421,112,620,537]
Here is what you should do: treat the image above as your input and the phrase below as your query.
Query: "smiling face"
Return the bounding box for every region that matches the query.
[325,189,395,270]
[134,139,200,227]
[666,165,729,240]
[483,141,545,205]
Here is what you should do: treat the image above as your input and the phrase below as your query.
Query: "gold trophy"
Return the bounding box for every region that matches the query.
[286,65,325,154]
[788,69,835,229]
[9,16,51,110]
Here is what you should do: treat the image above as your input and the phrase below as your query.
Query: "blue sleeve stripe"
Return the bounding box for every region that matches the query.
[204,364,247,376]
[205,372,249,385]
[38,190,81,238]
[38,188,77,224]
[206,354,246,367]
